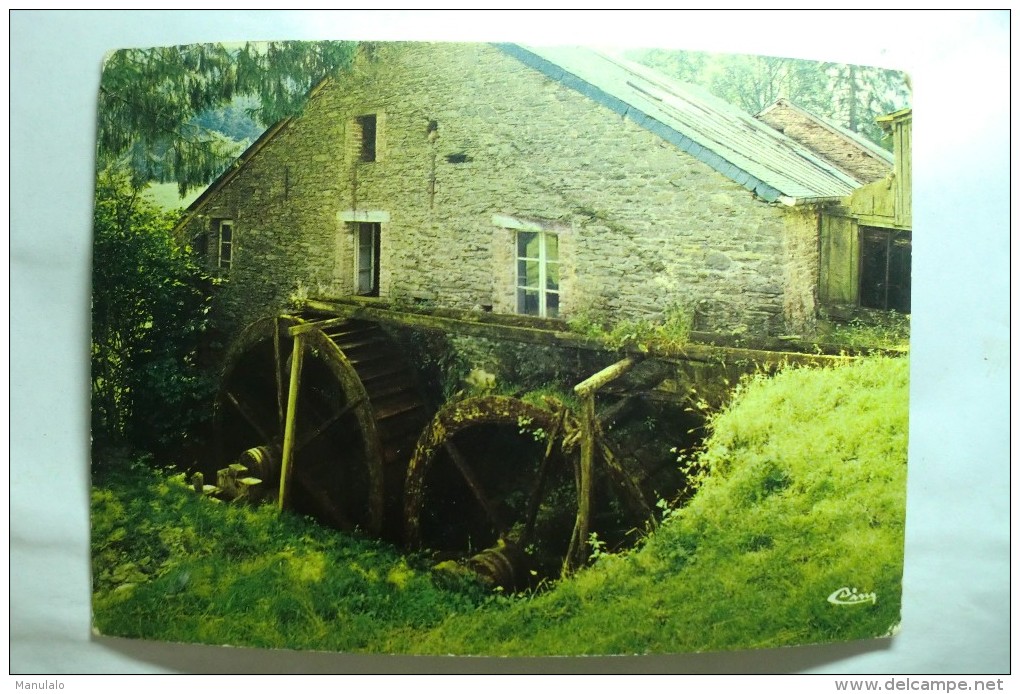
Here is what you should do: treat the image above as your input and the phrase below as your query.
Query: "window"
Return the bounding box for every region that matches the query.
[356,114,377,162]
[859,226,911,313]
[516,230,559,318]
[217,219,234,270]
[355,222,381,296]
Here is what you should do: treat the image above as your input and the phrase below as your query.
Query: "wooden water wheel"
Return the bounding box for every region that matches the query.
[403,395,580,589]
[215,313,429,541]
[216,318,687,591]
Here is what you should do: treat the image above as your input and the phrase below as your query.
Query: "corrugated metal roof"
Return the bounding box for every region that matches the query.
[500,44,862,204]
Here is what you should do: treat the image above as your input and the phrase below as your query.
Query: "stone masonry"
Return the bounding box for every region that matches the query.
[182,42,822,341]
[757,99,893,184]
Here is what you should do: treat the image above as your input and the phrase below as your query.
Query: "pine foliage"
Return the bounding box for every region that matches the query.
[97,41,357,194]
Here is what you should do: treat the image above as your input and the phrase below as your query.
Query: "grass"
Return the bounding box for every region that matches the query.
[90,462,489,651]
[818,313,911,352]
[92,355,908,655]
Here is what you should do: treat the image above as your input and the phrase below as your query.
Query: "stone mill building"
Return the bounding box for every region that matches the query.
[177,42,912,343]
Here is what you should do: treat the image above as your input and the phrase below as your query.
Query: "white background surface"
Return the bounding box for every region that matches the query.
[9,9,1011,675]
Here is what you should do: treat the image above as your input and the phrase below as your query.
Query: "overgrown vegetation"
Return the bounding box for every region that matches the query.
[818,313,911,352]
[91,170,217,461]
[99,41,357,194]
[567,302,694,352]
[92,356,907,655]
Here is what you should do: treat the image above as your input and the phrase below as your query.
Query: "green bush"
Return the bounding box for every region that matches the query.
[91,169,217,461]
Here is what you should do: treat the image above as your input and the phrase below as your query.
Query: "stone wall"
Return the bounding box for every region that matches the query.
[757,103,892,184]
[183,42,821,341]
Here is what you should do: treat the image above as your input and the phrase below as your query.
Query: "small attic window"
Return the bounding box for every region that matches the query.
[216,219,234,270]
[356,114,377,162]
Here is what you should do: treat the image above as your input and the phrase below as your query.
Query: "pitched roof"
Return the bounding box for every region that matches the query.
[757,97,894,166]
[499,44,862,204]
[181,41,864,233]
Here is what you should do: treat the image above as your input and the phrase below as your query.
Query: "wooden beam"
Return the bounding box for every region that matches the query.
[574,357,640,397]
[278,333,306,512]
[443,441,509,537]
[288,316,351,337]
[273,316,285,435]
[301,298,867,367]
[295,397,364,453]
[564,394,597,575]
[225,391,274,444]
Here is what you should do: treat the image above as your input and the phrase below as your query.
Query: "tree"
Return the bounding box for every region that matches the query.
[98,40,357,194]
[630,48,910,148]
[91,170,215,458]
[92,40,359,463]
[827,63,911,144]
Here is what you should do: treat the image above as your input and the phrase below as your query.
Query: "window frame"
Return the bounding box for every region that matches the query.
[354,221,381,296]
[356,114,378,163]
[515,229,559,318]
[216,219,234,271]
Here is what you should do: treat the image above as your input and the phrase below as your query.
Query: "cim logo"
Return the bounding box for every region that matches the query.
[827,586,877,606]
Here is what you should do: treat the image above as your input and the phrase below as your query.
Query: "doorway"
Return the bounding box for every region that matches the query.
[356,222,381,296]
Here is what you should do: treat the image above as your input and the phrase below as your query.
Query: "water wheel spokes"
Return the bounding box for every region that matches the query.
[216,314,428,540]
[404,395,580,589]
[442,440,510,538]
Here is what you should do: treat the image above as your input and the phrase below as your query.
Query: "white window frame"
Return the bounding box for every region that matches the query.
[515,229,559,318]
[217,219,234,270]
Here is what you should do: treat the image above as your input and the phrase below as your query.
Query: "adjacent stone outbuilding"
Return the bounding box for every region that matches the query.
[756,98,894,185]
[179,42,880,342]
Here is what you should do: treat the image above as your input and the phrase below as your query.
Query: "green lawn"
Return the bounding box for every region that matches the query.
[92,355,908,655]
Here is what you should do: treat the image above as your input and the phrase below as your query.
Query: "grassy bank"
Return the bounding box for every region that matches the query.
[92,355,908,655]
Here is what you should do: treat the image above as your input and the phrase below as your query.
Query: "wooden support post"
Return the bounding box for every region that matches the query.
[273,316,285,434]
[565,356,642,574]
[278,332,306,512]
[564,393,597,575]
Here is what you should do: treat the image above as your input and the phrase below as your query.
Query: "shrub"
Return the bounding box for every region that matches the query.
[91,169,217,462]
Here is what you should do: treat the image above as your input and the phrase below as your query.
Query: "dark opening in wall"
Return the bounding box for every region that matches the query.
[357,114,377,162]
[445,152,472,164]
[859,226,911,313]
[356,222,381,296]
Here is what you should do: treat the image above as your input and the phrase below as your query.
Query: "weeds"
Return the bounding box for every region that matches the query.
[567,302,693,352]
[820,313,910,352]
